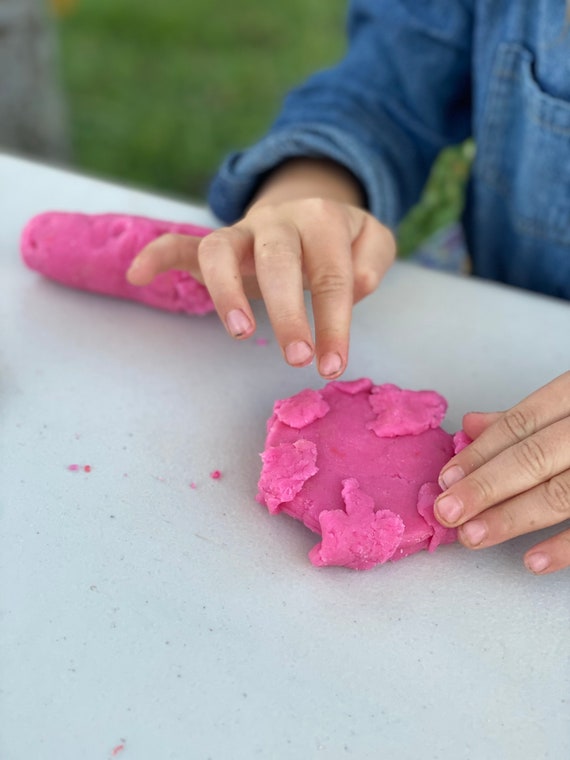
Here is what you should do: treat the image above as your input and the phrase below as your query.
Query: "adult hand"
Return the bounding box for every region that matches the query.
[435,371,570,574]
[127,196,395,379]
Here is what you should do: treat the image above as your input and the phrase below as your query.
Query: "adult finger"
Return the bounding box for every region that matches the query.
[525,526,570,575]
[197,226,257,340]
[456,467,570,551]
[127,233,202,285]
[435,415,570,527]
[461,411,503,441]
[439,372,570,490]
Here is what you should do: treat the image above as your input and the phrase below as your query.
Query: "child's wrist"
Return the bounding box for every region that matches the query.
[250,157,365,209]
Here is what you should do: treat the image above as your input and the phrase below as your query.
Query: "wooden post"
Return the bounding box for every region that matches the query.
[0,0,70,161]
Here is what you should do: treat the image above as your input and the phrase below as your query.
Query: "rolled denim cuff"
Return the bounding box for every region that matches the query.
[207,123,398,228]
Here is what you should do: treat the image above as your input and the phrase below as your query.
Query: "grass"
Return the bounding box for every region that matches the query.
[57,0,470,254]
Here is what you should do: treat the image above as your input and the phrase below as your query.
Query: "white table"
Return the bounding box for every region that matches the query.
[1,153,569,760]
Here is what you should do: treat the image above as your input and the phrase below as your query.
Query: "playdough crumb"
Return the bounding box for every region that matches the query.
[255,337,269,346]
[68,463,92,472]
[210,470,222,480]
[257,379,462,570]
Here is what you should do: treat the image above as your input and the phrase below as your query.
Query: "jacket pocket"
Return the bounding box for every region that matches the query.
[477,42,570,246]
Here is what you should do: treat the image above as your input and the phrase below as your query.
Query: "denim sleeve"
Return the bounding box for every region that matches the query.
[208,0,473,228]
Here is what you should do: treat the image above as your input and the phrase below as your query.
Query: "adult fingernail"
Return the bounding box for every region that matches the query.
[319,352,342,377]
[435,494,463,524]
[285,340,313,366]
[226,309,252,338]
[439,465,465,490]
[525,552,551,574]
[461,520,487,547]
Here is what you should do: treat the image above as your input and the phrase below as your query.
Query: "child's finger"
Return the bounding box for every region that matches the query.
[127,233,202,285]
[351,216,395,303]
[197,226,257,340]
[252,221,315,367]
[304,233,354,379]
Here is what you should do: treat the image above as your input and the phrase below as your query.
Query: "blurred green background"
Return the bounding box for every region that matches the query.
[56,0,471,255]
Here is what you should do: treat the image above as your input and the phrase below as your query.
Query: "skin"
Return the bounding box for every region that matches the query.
[127,157,569,574]
[127,158,396,378]
[436,372,570,575]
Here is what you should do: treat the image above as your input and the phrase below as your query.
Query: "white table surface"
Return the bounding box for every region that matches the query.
[1,152,569,760]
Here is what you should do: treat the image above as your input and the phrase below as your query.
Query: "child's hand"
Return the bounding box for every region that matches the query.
[435,371,570,574]
[127,197,395,378]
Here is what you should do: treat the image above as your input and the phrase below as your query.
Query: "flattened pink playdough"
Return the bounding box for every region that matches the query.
[257,379,469,570]
[20,211,215,314]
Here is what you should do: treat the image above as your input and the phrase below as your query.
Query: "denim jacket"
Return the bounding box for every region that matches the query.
[208,1,570,300]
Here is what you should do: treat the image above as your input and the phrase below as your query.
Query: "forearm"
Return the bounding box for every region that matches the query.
[249,158,366,211]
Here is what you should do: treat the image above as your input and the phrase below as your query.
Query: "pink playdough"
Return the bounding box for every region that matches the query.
[257,379,469,570]
[20,211,215,315]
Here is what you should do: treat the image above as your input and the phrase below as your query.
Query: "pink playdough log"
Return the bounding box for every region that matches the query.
[257,379,470,570]
[20,211,215,314]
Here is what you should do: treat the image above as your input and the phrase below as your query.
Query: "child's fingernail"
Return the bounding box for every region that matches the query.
[285,341,313,366]
[226,309,252,338]
[460,520,487,547]
[435,494,463,524]
[525,552,551,574]
[319,352,342,377]
[439,465,465,490]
